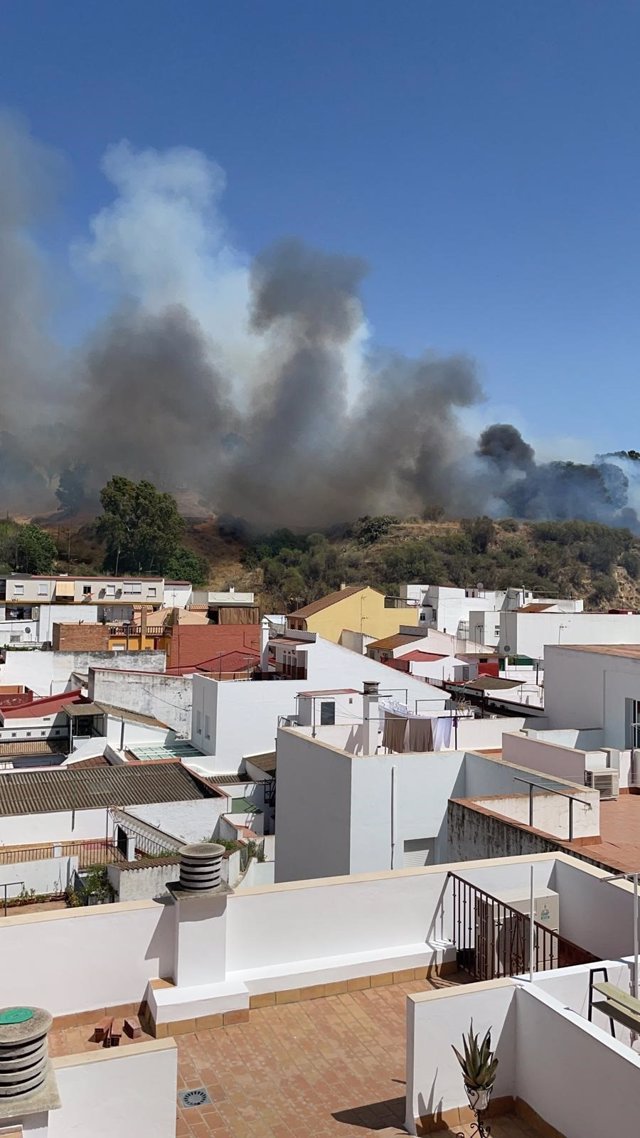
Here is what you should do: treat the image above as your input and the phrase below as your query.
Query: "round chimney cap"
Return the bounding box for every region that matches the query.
[180,842,225,860]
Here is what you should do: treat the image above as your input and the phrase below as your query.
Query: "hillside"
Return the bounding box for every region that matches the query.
[35,514,640,614]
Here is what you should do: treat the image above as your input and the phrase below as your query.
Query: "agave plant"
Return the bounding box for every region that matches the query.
[452,1020,499,1091]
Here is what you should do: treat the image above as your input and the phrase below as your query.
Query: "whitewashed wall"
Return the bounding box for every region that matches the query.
[406,979,517,1129]
[0,807,111,845]
[0,650,165,697]
[0,854,78,899]
[50,1040,177,1138]
[190,636,448,771]
[477,788,599,839]
[406,979,640,1138]
[90,667,192,736]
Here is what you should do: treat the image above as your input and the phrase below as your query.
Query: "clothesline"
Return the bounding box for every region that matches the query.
[379,697,466,752]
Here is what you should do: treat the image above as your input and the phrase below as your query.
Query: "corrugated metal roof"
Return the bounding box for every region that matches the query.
[0,761,215,816]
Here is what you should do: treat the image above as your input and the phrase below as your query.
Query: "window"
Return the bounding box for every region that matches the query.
[494,626,500,637]
[83,585,91,596]
[196,710,202,735]
[37,583,48,596]
[320,701,335,726]
[204,714,211,740]
[9,635,20,644]
[626,699,640,749]
[13,585,23,597]
[148,586,157,598]
[125,582,142,595]
[106,585,115,598]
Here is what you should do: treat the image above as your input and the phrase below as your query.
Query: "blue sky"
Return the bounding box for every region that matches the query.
[2,0,639,451]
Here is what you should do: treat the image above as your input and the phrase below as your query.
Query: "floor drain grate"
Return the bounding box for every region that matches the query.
[179,1088,212,1108]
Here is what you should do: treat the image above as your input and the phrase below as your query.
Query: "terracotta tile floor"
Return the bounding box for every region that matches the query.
[49,979,544,1138]
[564,793,640,873]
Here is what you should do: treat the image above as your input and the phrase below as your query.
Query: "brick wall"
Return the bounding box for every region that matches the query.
[52,623,110,652]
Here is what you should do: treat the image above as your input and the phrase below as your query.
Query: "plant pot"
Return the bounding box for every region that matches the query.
[464,1083,494,1113]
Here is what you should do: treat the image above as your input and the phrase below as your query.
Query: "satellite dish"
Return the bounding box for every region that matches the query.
[503,644,511,653]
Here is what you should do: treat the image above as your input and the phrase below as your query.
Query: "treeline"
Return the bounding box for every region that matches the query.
[241,516,640,609]
[0,477,209,584]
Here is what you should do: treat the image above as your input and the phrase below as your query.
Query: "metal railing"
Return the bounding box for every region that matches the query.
[0,882,24,917]
[449,871,597,982]
[0,840,126,869]
[511,775,592,841]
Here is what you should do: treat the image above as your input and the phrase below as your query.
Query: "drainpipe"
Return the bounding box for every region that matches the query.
[390,764,397,870]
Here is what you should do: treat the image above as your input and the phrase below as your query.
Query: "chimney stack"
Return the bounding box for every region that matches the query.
[363,680,380,754]
[260,617,271,672]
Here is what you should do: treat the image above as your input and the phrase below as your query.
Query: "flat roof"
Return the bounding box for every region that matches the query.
[564,794,640,873]
[0,760,217,816]
[556,644,640,659]
[298,688,358,697]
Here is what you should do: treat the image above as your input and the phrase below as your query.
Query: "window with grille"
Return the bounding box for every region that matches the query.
[625,699,640,748]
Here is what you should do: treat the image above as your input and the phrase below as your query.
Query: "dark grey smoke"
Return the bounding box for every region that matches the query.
[70,304,236,493]
[0,111,65,512]
[0,113,637,531]
[217,240,484,526]
[477,423,534,470]
[476,427,638,528]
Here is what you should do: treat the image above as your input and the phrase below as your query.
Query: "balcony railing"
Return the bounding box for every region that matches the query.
[0,839,127,869]
[448,871,597,982]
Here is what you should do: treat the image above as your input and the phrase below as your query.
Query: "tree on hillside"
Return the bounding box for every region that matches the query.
[97,477,185,573]
[165,546,209,587]
[0,523,58,574]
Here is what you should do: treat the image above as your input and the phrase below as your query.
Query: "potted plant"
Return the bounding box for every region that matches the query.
[452,1021,498,1136]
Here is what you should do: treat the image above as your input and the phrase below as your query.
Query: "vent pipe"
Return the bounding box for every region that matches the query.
[179,843,225,892]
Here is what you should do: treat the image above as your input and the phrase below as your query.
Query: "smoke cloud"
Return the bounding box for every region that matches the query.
[0,111,637,529]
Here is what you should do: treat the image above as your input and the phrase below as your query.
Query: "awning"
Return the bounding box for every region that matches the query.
[55,580,75,597]
[461,677,525,692]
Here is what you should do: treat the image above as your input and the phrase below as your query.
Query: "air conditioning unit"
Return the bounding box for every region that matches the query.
[585,769,619,799]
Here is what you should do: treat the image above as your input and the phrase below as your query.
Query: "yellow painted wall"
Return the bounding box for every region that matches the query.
[302,587,419,644]
[107,633,164,652]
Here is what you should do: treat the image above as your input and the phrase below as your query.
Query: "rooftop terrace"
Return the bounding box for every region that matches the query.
[49,978,545,1138]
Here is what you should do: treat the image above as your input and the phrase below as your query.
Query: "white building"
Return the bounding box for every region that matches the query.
[0,573,165,606]
[498,608,637,661]
[544,642,640,752]
[189,630,449,774]
[88,666,193,737]
[401,583,584,647]
[162,579,192,608]
[0,646,166,697]
[0,847,635,1137]
[275,695,617,881]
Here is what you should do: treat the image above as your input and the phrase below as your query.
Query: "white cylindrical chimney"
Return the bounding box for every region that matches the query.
[260,617,271,672]
[363,680,380,754]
